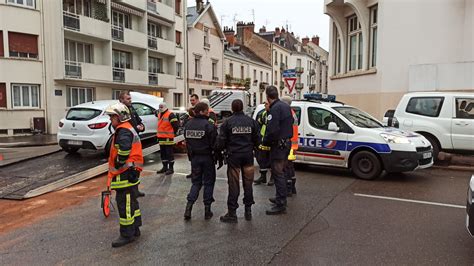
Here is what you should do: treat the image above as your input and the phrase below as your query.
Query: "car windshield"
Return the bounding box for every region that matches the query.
[333,107,383,128]
[66,108,102,121]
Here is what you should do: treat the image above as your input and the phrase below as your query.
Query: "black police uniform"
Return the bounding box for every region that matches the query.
[184,114,218,220]
[262,99,293,214]
[254,109,271,185]
[216,111,259,222]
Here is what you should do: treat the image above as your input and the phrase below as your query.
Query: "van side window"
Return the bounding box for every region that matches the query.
[291,107,301,125]
[455,98,474,119]
[308,107,350,132]
[406,97,444,117]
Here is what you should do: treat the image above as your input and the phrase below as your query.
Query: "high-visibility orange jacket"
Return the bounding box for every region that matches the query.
[157,109,178,144]
[108,122,143,190]
[291,109,299,150]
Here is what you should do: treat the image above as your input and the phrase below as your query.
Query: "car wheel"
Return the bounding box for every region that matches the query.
[423,135,440,162]
[63,146,79,154]
[351,151,382,180]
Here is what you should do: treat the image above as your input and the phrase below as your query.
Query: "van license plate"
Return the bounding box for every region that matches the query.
[68,140,82,146]
[423,152,432,159]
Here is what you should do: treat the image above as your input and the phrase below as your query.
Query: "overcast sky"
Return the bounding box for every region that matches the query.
[188,0,330,50]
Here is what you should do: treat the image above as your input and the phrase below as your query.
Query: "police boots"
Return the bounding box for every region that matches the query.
[254,171,267,185]
[205,205,213,220]
[220,209,237,223]
[292,179,297,194]
[165,162,174,175]
[157,162,168,174]
[184,202,193,220]
[287,180,293,197]
[112,236,135,248]
[245,206,252,221]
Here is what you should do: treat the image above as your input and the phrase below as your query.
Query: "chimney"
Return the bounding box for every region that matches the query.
[224,26,236,46]
[275,27,280,36]
[281,27,286,34]
[236,21,255,44]
[196,0,204,13]
[259,26,266,33]
[311,36,320,46]
[302,37,310,46]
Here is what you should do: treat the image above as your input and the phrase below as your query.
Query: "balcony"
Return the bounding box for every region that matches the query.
[225,75,251,89]
[125,69,148,84]
[158,73,176,88]
[119,0,146,11]
[147,1,157,12]
[113,68,125,83]
[111,25,124,41]
[155,1,175,21]
[195,73,203,80]
[309,69,316,76]
[295,67,304,74]
[149,73,158,85]
[295,83,304,90]
[0,58,43,84]
[65,61,82,78]
[148,36,157,49]
[148,36,175,56]
[82,63,112,81]
[204,43,210,49]
[212,76,219,82]
[280,63,286,70]
[112,26,147,49]
[63,11,110,40]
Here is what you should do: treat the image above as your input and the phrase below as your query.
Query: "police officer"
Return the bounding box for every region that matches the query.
[281,96,299,196]
[184,102,218,220]
[183,94,200,179]
[155,102,179,175]
[119,91,145,197]
[254,102,271,185]
[262,86,293,215]
[217,99,259,223]
[105,103,143,248]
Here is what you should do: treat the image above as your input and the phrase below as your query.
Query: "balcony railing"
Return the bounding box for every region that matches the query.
[65,61,82,78]
[280,63,286,70]
[295,83,304,90]
[309,69,316,76]
[309,84,316,91]
[148,36,158,49]
[113,68,125,82]
[63,11,80,31]
[225,74,251,89]
[149,73,158,85]
[111,25,124,41]
[295,67,304,74]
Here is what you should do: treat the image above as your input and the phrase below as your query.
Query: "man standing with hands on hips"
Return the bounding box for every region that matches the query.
[261,86,293,215]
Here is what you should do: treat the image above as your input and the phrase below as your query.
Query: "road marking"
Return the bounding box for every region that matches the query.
[353,193,466,209]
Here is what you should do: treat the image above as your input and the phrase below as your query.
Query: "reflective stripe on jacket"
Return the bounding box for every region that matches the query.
[291,109,299,150]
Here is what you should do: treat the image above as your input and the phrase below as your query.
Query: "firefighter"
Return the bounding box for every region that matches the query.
[105,103,143,248]
[262,86,293,215]
[200,98,218,126]
[184,102,218,220]
[281,96,299,196]
[216,99,259,223]
[254,102,271,185]
[155,102,179,175]
[118,91,145,198]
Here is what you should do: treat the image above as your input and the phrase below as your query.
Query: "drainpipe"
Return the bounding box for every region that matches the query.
[40,0,49,135]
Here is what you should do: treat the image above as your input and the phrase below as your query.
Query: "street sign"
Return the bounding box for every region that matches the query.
[284,78,297,93]
[282,69,296,78]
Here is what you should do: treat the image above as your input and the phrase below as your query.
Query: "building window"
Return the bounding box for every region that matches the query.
[148,22,162,38]
[202,90,211,97]
[7,0,35,9]
[12,84,40,108]
[240,66,244,79]
[173,93,183,107]
[229,63,233,77]
[212,61,218,80]
[0,31,3,57]
[274,71,277,85]
[66,87,94,107]
[113,50,132,69]
[148,57,162,73]
[347,15,362,71]
[296,59,302,68]
[112,10,131,29]
[176,31,182,47]
[280,54,283,66]
[370,5,378,68]
[0,83,6,108]
[194,55,201,78]
[189,88,194,95]
[175,0,181,15]
[266,73,269,83]
[8,32,38,59]
[64,39,93,63]
[203,27,210,48]
[63,0,91,17]
[274,51,278,65]
[176,62,182,78]
[253,69,257,82]
[285,56,288,66]
[112,89,125,100]
[260,71,263,83]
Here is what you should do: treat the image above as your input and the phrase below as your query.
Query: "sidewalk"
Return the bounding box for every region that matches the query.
[435,152,474,171]
[0,134,57,148]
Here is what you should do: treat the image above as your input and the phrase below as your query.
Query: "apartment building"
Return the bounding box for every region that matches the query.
[325,0,473,119]
[186,0,224,101]
[0,0,187,136]
[223,27,272,106]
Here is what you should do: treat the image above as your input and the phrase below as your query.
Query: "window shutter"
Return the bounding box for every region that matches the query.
[8,32,38,54]
[0,31,3,57]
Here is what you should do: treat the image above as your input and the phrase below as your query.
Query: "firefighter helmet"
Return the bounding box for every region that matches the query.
[105,103,131,122]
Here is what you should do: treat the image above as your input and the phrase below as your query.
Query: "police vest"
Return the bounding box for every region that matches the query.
[157,110,176,145]
[108,122,144,190]
[258,111,271,151]
[291,109,299,150]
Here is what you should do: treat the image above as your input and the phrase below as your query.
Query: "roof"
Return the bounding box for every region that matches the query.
[224,45,271,67]
[187,4,225,38]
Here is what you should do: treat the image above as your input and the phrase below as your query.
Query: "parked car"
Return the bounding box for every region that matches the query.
[467,175,474,237]
[57,92,162,154]
[253,93,434,180]
[384,92,474,160]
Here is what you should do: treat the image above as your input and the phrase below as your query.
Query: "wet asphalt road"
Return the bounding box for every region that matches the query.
[0,153,473,265]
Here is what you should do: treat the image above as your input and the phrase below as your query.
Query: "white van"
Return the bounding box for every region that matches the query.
[384,92,474,159]
[209,89,252,117]
[254,94,433,180]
